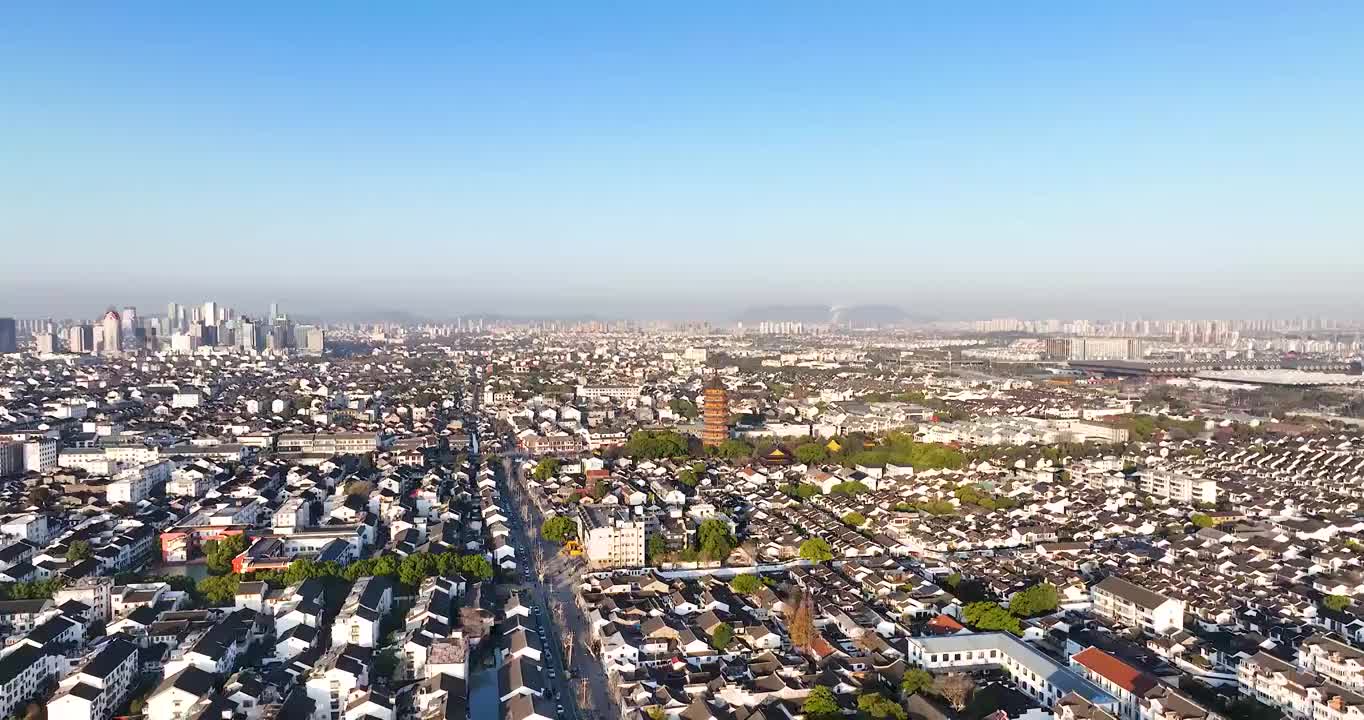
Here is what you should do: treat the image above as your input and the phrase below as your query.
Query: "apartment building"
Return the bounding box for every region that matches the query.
[575,385,642,401]
[278,432,381,456]
[1301,635,1364,692]
[577,506,645,570]
[1091,575,1184,635]
[1136,470,1218,505]
[1239,651,1364,720]
[0,643,61,720]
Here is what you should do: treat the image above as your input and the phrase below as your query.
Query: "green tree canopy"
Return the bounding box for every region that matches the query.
[901,668,934,698]
[542,516,578,543]
[697,519,736,562]
[625,430,692,459]
[857,692,907,720]
[65,540,92,563]
[841,512,866,528]
[730,574,763,595]
[197,574,240,606]
[710,621,733,651]
[203,533,250,576]
[963,601,1023,635]
[1009,582,1059,617]
[795,443,830,465]
[802,687,840,720]
[1325,594,1352,612]
[669,398,698,419]
[715,439,754,460]
[532,458,561,481]
[1191,512,1215,529]
[830,481,870,496]
[799,537,834,563]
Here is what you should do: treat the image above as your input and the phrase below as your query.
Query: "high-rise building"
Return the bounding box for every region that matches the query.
[0,318,16,353]
[240,320,260,352]
[269,303,280,324]
[702,374,729,447]
[68,325,94,353]
[34,332,57,354]
[121,306,137,332]
[101,309,123,355]
[202,301,218,326]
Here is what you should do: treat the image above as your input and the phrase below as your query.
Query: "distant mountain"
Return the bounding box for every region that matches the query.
[736,304,930,327]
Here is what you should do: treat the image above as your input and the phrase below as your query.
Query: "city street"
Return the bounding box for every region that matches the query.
[496,456,620,720]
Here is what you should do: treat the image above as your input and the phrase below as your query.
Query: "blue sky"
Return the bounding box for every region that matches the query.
[3,2,1362,320]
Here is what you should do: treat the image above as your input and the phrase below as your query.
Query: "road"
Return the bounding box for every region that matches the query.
[495,456,620,720]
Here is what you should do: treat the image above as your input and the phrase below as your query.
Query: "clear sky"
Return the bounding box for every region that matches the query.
[3,2,1362,320]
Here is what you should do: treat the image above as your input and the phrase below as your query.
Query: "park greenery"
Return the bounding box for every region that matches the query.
[1008,582,1060,617]
[962,601,1023,635]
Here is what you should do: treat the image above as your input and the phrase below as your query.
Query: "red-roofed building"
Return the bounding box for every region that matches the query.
[1071,647,1220,720]
[925,613,967,636]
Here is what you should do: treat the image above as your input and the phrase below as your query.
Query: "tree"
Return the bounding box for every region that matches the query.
[715,439,754,460]
[203,533,249,576]
[799,537,834,563]
[781,483,821,501]
[1325,594,1352,612]
[900,668,934,698]
[677,468,699,487]
[27,486,52,509]
[197,574,240,606]
[374,648,400,680]
[730,574,762,595]
[830,481,870,496]
[624,430,692,459]
[647,708,666,720]
[1009,582,1059,617]
[788,592,817,651]
[697,519,735,562]
[399,553,440,588]
[532,458,561,481]
[857,692,906,720]
[935,673,975,711]
[802,686,840,720]
[962,601,1023,635]
[1191,512,1215,529]
[669,399,698,420]
[456,554,494,581]
[65,540,92,563]
[647,534,667,563]
[710,622,733,651]
[795,443,830,465]
[542,516,577,543]
[841,512,866,528]
[345,480,375,496]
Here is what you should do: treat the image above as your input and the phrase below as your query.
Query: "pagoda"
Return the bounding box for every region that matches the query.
[701,373,729,447]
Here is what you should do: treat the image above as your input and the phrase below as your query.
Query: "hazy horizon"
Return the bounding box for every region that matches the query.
[4,4,1362,321]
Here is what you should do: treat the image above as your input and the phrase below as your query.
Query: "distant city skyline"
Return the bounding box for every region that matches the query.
[3,5,1362,317]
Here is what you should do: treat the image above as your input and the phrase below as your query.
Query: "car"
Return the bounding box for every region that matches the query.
[556,705,564,717]
[548,668,557,679]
